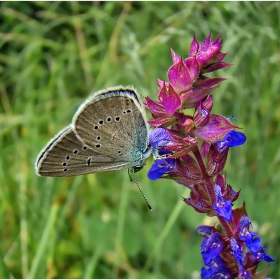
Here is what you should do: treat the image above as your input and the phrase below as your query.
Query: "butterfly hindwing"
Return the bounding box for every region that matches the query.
[36,125,133,177]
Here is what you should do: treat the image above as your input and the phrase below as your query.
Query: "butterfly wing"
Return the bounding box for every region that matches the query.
[36,125,133,177]
[72,86,151,168]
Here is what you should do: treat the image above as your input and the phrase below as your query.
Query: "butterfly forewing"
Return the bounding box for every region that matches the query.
[36,126,132,177]
[73,88,150,167]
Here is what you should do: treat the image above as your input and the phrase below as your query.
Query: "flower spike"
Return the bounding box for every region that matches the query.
[145,32,274,278]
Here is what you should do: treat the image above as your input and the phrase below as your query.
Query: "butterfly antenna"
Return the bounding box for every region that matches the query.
[129,169,153,211]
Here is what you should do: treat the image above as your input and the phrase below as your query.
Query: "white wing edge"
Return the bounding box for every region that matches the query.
[35,125,72,175]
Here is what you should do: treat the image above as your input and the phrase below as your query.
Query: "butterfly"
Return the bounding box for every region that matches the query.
[35,86,153,178]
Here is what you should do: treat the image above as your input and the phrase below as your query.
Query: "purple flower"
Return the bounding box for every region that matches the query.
[249,246,275,263]
[197,225,214,238]
[201,256,230,279]
[238,267,251,279]
[239,216,261,253]
[149,128,172,154]
[215,130,246,152]
[230,237,243,266]
[147,158,176,180]
[201,233,224,265]
[212,184,232,222]
[230,238,251,279]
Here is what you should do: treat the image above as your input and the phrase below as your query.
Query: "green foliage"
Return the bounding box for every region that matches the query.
[0,2,279,278]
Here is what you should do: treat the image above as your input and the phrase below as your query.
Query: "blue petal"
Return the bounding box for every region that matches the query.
[147,161,168,180]
[215,130,246,150]
[230,238,243,266]
[213,199,232,222]
[201,255,231,279]
[201,233,223,265]
[213,185,232,221]
[149,128,172,149]
[254,247,275,263]
[201,266,212,279]
[246,236,262,253]
[240,215,251,229]
[147,158,176,181]
[263,253,275,262]
[227,130,246,147]
[238,267,251,279]
[230,238,252,278]
[197,225,213,238]
[239,216,262,253]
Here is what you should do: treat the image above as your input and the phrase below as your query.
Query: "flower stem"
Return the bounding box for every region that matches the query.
[218,216,234,237]
[192,146,215,201]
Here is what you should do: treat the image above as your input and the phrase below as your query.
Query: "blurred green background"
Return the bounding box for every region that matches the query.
[1,2,280,278]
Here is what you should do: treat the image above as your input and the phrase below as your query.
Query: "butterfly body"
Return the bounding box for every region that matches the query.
[35,86,152,177]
